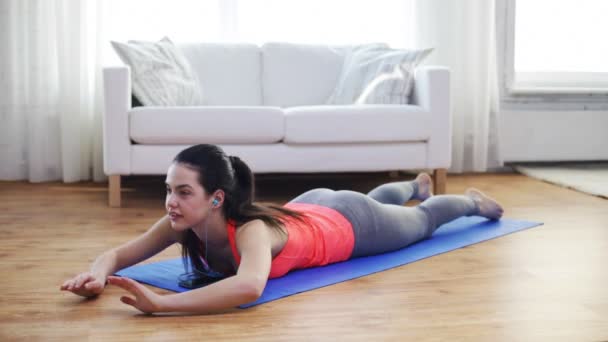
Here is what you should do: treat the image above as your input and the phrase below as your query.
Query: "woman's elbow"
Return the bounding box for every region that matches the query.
[238,275,266,301]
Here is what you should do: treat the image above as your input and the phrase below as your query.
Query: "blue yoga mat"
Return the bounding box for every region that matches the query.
[116,216,542,308]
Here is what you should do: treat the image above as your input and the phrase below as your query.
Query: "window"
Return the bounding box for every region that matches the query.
[235,0,414,47]
[101,0,221,64]
[102,0,415,65]
[505,0,608,93]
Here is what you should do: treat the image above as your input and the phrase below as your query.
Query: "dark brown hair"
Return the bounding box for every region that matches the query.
[173,144,303,275]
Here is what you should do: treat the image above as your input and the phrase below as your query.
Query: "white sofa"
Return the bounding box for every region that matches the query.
[103,42,451,207]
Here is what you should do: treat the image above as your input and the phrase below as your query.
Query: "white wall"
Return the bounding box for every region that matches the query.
[500,110,608,162]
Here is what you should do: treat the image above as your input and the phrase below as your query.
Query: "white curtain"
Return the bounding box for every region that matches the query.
[0,0,105,182]
[414,0,503,173]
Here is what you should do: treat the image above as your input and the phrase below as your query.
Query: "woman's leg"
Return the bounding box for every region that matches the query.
[367,173,433,205]
[349,189,502,258]
[289,172,432,205]
[415,189,503,239]
[349,194,480,257]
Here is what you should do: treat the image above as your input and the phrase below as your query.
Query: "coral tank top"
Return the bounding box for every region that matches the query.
[226,203,355,278]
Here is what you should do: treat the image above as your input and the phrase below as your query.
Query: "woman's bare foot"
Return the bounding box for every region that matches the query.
[465,188,504,220]
[415,172,433,201]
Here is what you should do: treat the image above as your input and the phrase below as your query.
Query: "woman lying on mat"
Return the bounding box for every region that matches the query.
[61,144,503,314]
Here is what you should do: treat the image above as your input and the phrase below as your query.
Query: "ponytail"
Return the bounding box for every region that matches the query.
[225,154,304,229]
[226,155,254,219]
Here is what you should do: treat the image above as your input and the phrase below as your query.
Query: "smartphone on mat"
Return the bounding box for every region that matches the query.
[178,273,223,289]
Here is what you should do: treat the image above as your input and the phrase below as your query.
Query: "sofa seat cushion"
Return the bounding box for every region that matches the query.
[283,105,430,144]
[129,107,284,144]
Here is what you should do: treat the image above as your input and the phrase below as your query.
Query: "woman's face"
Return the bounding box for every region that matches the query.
[165,163,213,231]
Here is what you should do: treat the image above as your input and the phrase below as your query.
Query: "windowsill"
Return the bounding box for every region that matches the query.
[507,86,608,95]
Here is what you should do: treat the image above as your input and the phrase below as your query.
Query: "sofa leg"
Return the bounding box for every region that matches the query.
[433,169,447,195]
[109,175,121,207]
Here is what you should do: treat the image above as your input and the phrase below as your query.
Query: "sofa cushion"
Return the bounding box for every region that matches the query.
[262,43,346,107]
[356,48,433,105]
[178,43,263,105]
[283,105,430,144]
[110,37,204,106]
[129,107,284,144]
[328,45,433,105]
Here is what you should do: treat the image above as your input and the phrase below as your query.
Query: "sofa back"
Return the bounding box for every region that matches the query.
[178,42,346,107]
[179,43,263,106]
[261,43,346,107]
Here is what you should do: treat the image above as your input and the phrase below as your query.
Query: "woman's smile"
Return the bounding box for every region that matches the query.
[168,212,183,221]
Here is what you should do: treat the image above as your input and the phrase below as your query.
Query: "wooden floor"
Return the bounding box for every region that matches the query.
[1,172,607,341]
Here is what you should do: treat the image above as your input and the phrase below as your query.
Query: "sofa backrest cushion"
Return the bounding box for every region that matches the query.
[179,43,262,105]
[111,38,204,106]
[329,45,432,105]
[262,43,346,107]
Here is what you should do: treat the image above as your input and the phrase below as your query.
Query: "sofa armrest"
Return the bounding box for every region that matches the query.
[411,66,451,169]
[102,66,132,175]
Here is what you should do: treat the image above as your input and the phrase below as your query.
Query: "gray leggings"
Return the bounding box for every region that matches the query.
[288,180,480,258]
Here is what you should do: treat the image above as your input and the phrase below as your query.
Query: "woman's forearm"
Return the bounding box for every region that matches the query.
[90,250,119,280]
[158,275,262,314]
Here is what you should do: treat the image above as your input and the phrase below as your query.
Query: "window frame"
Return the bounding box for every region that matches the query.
[499,0,608,99]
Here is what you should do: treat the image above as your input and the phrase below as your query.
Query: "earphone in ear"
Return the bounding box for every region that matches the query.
[212,198,219,207]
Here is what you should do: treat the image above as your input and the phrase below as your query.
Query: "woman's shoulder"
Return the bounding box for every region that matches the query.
[235,219,271,236]
[233,219,278,250]
[234,218,284,243]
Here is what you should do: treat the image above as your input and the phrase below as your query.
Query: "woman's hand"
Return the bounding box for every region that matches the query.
[106,276,165,314]
[60,272,106,297]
